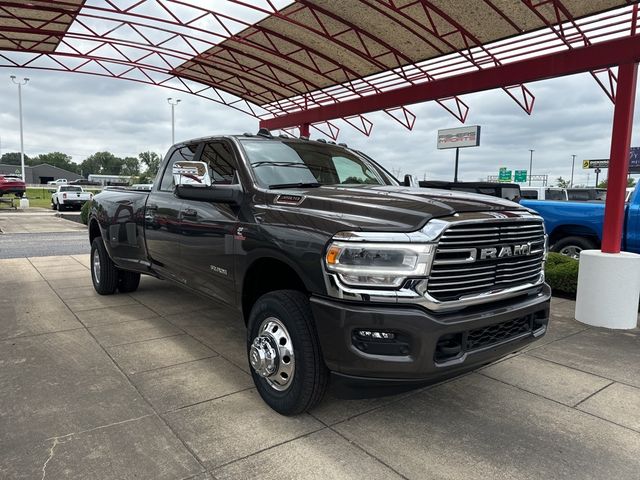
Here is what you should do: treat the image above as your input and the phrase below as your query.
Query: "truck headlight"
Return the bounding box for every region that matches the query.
[324,241,435,288]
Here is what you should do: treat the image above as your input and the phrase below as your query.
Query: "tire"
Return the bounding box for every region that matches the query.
[247,290,328,415]
[15,192,23,198]
[52,200,57,210]
[91,237,118,295]
[118,270,141,293]
[551,236,597,259]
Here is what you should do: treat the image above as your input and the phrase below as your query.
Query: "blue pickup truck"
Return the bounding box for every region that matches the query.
[520,184,640,258]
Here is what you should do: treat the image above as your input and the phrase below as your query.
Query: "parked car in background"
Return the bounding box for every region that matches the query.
[0,175,26,197]
[51,185,93,210]
[419,181,522,201]
[70,178,101,186]
[520,187,568,201]
[47,178,68,186]
[521,183,640,258]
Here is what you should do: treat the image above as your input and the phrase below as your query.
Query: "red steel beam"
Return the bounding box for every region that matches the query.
[601,62,638,253]
[260,35,640,130]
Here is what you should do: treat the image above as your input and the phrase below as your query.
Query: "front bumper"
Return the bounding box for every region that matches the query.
[311,284,550,396]
[61,199,89,206]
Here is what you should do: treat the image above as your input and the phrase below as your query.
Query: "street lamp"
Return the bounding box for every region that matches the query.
[167,97,181,145]
[10,75,29,182]
[570,154,576,187]
[528,149,535,186]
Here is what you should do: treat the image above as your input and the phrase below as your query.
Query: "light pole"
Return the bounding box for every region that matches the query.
[570,154,576,187]
[528,149,534,186]
[167,97,181,145]
[10,76,29,182]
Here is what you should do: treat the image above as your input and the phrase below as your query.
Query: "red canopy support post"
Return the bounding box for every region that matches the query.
[299,123,310,138]
[601,62,638,253]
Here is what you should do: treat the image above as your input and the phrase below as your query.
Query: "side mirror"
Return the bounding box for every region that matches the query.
[404,174,418,187]
[175,184,243,205]
[173,161,212,187]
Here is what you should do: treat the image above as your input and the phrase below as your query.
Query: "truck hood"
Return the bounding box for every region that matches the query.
[267,185,523,232]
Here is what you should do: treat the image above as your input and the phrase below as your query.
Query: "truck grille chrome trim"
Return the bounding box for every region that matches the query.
[427,217,545,303]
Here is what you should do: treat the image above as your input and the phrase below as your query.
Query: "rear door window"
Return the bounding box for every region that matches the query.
[545,189,566,200]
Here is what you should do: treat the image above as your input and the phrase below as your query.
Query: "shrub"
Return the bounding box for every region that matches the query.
[545,252,579,296]
[80,199,92,225]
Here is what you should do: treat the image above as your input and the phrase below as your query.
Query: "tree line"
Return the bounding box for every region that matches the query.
[0,151,162,183]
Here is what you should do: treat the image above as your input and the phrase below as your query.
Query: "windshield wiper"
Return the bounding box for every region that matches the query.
[269,182,321,189]
[252,161,308,168]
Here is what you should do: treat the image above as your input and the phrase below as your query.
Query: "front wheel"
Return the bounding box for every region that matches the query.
[91,237,118,295]
[51,200,57,210]
[551,236,597,259]
[247,290,328,415]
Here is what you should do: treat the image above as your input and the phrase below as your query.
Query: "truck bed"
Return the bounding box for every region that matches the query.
[90,188,150,271]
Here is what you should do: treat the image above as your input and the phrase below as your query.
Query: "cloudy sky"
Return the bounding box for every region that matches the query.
[1,67,639,187]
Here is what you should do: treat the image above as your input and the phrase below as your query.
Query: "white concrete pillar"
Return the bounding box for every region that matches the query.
[575,250,640,329]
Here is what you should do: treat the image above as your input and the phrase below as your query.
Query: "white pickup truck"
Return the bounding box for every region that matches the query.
[51,185,93,210]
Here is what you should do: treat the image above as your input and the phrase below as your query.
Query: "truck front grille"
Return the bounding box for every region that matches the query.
[428,221,545,302]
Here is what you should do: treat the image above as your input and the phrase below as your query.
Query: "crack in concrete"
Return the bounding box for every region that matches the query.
[41,436,70,480]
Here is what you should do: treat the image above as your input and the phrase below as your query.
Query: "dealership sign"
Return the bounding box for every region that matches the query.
[437,125,481,149]
[582,159,609,169]
[582,148,640,172]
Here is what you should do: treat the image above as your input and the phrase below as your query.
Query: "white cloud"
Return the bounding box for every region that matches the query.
[0,68,638,187]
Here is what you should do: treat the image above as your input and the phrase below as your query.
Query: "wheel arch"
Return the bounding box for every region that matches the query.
[549,224,601,247]
[241,255,310,325]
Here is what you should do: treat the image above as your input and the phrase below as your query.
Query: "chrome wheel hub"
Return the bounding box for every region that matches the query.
[92,250,101,284]
[249,317,295,391]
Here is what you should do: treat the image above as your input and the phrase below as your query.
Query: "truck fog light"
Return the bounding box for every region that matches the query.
[355,330,395,340]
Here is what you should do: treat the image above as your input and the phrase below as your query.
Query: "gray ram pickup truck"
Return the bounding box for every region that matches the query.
[88,132,551,415]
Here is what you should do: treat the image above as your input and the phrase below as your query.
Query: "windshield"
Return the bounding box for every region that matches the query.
[60,186,82,192]
[240,139,393,188]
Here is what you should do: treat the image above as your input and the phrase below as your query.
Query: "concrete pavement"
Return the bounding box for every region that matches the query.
[0,210,89,258]
[0,255,639,479]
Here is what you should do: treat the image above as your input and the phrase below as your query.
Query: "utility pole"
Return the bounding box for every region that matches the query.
[528,149,534,186]
[570,154,576,187]
[167,97,181,145]
[10,76,29,182]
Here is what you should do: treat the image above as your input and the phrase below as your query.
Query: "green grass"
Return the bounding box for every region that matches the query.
[24,187,56,208]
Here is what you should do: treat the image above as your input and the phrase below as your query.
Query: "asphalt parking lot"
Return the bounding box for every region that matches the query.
[1,216,639,479]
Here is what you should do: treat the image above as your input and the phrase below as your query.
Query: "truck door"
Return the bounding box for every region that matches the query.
[145,143,201,280]
[178,140,239,304]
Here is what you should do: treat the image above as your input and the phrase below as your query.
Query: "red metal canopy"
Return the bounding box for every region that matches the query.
[1,1,638,134]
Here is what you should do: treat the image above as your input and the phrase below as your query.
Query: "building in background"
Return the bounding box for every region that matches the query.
[0,163,83,184]
[88,174,131,186]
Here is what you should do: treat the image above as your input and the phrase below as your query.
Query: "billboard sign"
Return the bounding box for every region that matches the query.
[437,125,481,149]
[582,159,609,169]
[630,147,640,173]
[582,149,640,172]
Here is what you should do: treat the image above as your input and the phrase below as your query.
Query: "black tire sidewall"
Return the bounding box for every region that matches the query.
[247,291,324,415]
[91,237,118,295]
[551,236,596,254]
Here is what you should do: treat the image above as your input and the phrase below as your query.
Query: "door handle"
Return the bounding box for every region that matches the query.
[182,208,197,218]
[146,204,158,211]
